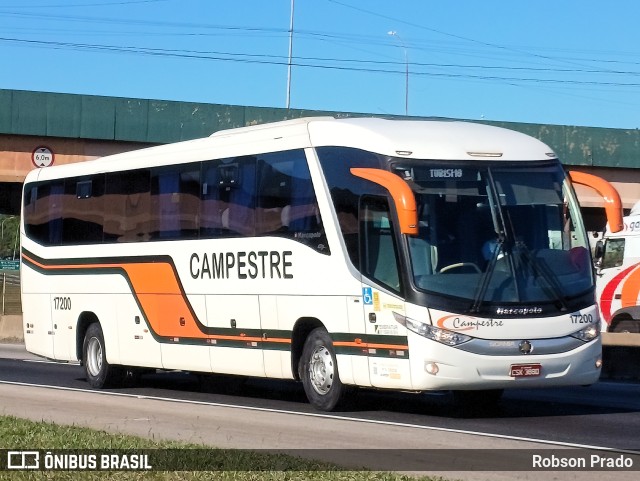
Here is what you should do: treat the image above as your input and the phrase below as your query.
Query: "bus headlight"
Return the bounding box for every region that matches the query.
[393,312,471,346]
[570,324,599,342]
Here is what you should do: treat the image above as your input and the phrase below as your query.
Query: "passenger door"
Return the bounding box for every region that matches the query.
[360,197,409,389]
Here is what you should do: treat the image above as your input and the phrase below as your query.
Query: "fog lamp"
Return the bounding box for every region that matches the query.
[425,362,439,375]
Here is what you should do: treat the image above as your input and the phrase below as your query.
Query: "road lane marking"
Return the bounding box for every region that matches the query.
[0,378,637,454]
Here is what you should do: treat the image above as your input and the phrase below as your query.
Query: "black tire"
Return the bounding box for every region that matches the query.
[82,323,122,388]
[611,319,640,333]
[299,327,344,411]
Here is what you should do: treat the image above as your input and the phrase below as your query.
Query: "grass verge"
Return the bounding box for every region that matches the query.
[0,415,452,481]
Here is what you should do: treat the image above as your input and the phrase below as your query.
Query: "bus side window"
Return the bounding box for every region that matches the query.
[316,146,387,265]
[150,164,200,240]
[256,152,291,235]
[601,238,625,269]
[201,157,257,238]
[224,157,257,237]
[201,160,227,236]
[62,176,105,244]
[256,150,328,254]
[360,197,401,293]
[23,185,39,243]
[24,181,64,246]
[104,169,151,242]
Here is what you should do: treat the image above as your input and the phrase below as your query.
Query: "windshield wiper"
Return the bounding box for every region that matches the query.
[470,169,510,313]
[470,236,504,313]
[514,240,568,311]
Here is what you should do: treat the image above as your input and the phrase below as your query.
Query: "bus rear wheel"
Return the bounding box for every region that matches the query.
[83,323,122,388]
[300,327,344,411]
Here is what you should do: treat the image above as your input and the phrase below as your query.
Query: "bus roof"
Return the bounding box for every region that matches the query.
[25,117,557,183]
[306,117,556,161]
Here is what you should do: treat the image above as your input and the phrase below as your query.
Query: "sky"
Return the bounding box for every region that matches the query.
[1,0,639,129]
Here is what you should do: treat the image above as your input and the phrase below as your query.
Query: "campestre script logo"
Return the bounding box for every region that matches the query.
[436,315,504,331]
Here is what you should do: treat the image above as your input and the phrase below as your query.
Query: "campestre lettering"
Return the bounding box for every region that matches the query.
[190,251,293,280]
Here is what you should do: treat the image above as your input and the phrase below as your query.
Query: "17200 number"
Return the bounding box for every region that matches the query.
[53,297,71,310]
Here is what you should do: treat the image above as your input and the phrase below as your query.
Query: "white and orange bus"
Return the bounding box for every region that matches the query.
[21,117,610,410]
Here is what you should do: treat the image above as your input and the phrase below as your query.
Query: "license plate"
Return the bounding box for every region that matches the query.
[510,363,541,377]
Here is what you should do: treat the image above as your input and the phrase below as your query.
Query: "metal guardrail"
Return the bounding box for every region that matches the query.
[1,269,21,316]
[1,271,19,285]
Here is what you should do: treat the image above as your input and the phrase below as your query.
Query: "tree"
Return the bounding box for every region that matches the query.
[0,216,19,259]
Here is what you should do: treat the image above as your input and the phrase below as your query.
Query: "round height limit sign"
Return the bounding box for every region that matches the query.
[32,146,55,168]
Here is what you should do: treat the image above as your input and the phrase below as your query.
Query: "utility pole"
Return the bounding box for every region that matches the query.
[388,31,409,116]
[286,0,295,109]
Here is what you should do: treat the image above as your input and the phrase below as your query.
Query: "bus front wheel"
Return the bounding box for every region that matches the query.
[83,323,122,388]
[300,327,344,411]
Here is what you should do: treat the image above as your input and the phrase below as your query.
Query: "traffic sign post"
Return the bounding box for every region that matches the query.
[0,260,19,271]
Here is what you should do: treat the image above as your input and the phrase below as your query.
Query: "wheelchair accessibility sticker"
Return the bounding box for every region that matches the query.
[363,287,373,305]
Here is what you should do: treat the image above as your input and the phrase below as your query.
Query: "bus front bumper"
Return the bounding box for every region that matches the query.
[409,337,602,391]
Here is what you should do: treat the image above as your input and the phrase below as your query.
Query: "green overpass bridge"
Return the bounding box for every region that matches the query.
[2,88,640,228]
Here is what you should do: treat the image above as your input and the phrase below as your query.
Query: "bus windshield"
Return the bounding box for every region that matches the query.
[399,161,592,307]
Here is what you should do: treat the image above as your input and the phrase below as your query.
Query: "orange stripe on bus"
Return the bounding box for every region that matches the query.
[334,341,408,350]
[122,263,203,338]
[208,334,264,342]
[620,267,640,309]
[263,338,291,344]
[24,253,208,339]
[22,252,294,344]
[22,253,114,271]
[24,250,406,351]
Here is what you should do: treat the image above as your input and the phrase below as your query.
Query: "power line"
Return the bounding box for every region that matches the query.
[2,36,639,88]
[0,9,288,32]
[1,1,638,112]
[325,0,622,74]
[2,7,638,72]
[0,0,171,8]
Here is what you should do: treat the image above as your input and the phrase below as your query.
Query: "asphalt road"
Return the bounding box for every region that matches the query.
[1,343,639,481]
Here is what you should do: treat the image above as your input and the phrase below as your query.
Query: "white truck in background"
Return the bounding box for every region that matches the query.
[565,171,636,335]
[595,201,640,334]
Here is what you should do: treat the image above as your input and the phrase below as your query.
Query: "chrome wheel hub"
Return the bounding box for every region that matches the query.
[86,337,103,377]
[308,345,334,395]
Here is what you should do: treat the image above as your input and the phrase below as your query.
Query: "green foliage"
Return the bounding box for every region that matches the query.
[0,216,19,260]
[0,416,450,481]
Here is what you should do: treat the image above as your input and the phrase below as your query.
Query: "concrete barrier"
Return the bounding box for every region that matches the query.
[0,314,23,342]
[602,331,640,346]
